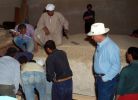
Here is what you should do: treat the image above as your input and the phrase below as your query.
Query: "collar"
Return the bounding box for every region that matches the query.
[97,36,109,48]
[131,60,138,64]
[49,49,57,55]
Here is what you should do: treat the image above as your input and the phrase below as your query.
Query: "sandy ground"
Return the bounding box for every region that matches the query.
[73,94,96,100]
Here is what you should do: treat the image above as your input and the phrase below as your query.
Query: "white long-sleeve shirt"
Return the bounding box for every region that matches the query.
[35,11,69,45]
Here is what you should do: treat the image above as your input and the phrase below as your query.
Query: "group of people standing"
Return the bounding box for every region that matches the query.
[0,3,71,100]
[83,5,138,99]
[0,40,73,100]
[0,2,138,100]
[12,3,95,53]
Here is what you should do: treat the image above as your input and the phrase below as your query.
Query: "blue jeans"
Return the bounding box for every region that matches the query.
[46,80,52,100]
[13,35,34,53]
[52,79,73,100]
[21,71,50,100]
[95,75,119,100]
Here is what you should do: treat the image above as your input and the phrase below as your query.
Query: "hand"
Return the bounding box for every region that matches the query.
[63,29,69,39]
[115,95,120,100]
[9,29,19,36]
[84,16,93,20]
[43,27,50,35]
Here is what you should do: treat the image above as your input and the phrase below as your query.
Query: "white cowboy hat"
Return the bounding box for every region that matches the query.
[45,4,55,11]
[87,23,110,36]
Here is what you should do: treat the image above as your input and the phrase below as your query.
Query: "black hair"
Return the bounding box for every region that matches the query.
[87,4,92,9]
[17,24,26,31]
[5,47,18,57]
[103,33,108,37]
[18,55,28,64]
[127,47,138,60]
[44,40,56,50]
[29,60,36,63]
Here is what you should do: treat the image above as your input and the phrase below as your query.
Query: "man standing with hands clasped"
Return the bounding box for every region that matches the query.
[87,23,121,100]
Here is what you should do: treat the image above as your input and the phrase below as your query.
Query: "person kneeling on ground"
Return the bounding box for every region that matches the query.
[12,24,34,53]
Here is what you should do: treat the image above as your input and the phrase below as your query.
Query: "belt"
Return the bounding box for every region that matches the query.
[95,73,105,77]
[95,73,119,79]
[55,76,72,83]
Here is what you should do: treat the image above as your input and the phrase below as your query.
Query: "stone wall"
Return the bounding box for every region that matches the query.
[0,0,20,25]
[23,0,138,34]
[0,0,138,34]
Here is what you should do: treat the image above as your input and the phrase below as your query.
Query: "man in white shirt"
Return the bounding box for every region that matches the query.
[0,47,20,97]
[35,3,69,46]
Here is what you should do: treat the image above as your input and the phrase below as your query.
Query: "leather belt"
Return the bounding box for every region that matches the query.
[55,76,72,83]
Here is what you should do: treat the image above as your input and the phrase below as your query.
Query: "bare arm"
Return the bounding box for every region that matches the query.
[115,95,120,100]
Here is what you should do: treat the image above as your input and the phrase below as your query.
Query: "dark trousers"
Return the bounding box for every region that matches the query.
[52,79,72,100]
[0,85,16,97]
[95,75,119,100]
[85,22,93,34]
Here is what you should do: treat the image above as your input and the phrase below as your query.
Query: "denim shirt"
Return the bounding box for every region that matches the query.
[94,37,121,82]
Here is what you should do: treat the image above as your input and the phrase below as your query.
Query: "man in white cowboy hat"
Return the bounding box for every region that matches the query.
[87,23,121,100]
[34,3,69,46]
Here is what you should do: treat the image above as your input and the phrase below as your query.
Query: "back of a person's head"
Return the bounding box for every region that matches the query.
[5,47,18,57]
[44,40,56,50]
[18,55,28,64]
[15,51,33,62]
[127,47,138,60]
[17,23,26,31]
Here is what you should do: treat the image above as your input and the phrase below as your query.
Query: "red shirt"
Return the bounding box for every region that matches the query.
[118,94,138,100]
